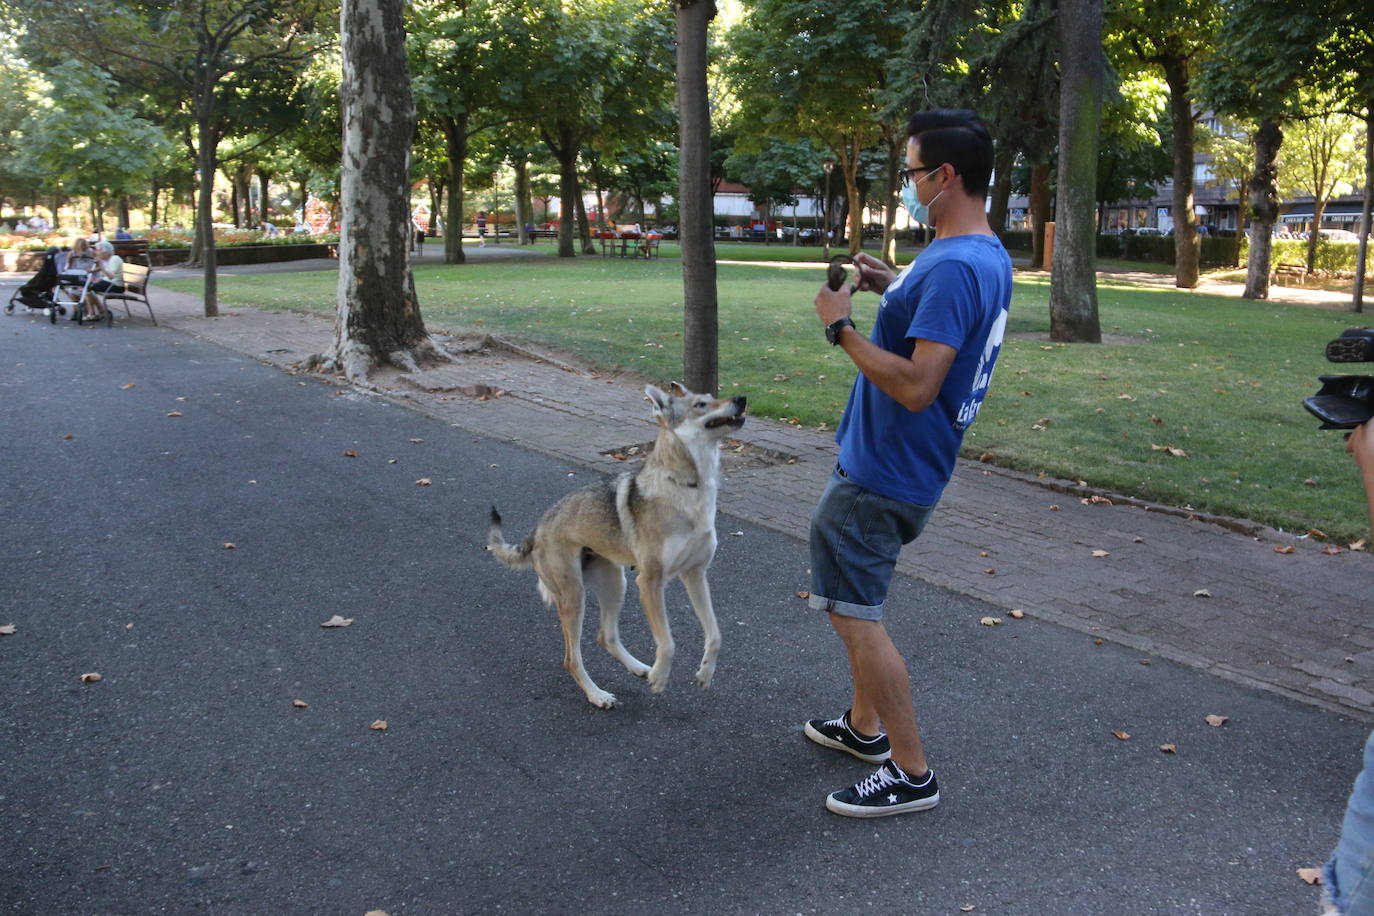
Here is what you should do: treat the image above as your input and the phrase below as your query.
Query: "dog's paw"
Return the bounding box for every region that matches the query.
[695,663,715,690]
[625,658,651,678]
[586,688,618,709]
[646,664,672,694]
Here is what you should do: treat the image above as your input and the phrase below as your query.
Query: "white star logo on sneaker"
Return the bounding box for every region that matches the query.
[888,794,898,803]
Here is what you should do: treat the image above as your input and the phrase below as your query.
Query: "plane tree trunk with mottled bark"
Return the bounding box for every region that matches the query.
[677,0,718,394]
[1243,119,1283,300]
[318,0,444,381]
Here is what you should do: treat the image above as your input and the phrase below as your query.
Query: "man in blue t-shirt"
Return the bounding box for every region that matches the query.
[804,109,1012,818]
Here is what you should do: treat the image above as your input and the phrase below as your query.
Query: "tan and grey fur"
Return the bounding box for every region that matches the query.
[487,383,747,708]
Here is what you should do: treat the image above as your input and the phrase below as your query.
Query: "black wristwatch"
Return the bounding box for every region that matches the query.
[825,317,855,346]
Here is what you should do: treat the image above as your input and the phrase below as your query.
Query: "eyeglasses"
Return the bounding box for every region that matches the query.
[900,166,940,186]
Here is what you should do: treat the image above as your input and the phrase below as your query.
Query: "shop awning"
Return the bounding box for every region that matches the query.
[1281,202,1370,223]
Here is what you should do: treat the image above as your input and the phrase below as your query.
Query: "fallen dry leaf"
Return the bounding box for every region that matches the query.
[62,434,74,440]
[978,452,996,463]
[1205,714,1229,727]
[292,699,309,709]
[415,478,432,486]
[1091,549,1110,558]
[1322,544,1344,556]
[1112,730,1131,740]
[370,720,389,731]
[1274,545,1296,554]
[1193,588,1212,598]
[320,615,354,628]
[1352,539,1368,552]
[1297,868,1323,886]
[80,672,102,683]
[1303,478,1318,486]
[796,591,810,599]
[1094,639,1104,646]
[0,624,15,635]
[223,542,236,550]
[1160,744,1177,754]
[730,530,744,537]
[343,450,358,458]
[365,911,393,916]
[408,438,424,444]
[1140,659,1151,666]
[1151,444,1189,458]
[979,617,1002,627]
[961,907,976,913]
[1049,504,1061,511]
[166,411,182,418]
[1309,528,1329,540]
[121,383,136,390]
[1009,609,1025,619]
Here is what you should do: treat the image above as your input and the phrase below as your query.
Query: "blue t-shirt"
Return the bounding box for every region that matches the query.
[835,234,1011,506]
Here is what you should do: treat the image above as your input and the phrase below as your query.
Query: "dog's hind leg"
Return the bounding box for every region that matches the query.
[634,566,675,694]
[540,560,618,709]
[585,556,650,679]
[680,566,722,689]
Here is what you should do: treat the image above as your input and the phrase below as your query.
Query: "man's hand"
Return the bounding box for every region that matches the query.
[814,283,852,327]
[851,252,896,294]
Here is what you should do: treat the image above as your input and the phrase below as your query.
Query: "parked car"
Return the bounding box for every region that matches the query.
[1130,226,1166,236]
[1316,228,1359,242]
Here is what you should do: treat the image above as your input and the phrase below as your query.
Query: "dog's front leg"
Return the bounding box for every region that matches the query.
[635,569,675,694]
[679,566,721,690]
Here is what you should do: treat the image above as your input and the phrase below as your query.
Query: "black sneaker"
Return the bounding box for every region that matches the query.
[803,709,891,763]
[826,761,940,818]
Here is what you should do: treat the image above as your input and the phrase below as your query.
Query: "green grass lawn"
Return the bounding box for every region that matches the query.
[160,253,1373,542]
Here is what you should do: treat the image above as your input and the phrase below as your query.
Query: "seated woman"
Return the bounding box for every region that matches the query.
[83,240,125,322]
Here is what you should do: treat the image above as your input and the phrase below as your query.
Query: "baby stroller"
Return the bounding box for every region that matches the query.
[5,248,67,324]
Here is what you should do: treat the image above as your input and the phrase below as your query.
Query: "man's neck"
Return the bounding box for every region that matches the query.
[933,195,995,240]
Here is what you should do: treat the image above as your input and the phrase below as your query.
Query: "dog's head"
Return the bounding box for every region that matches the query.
[645,382,747,440]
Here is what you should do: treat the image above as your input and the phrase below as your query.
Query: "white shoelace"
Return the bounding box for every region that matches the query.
[854,765,903,798]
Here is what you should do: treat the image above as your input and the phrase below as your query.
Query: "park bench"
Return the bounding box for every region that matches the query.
[112,238,151,267]
[98,262,157,325]
[1274,262,1308,286]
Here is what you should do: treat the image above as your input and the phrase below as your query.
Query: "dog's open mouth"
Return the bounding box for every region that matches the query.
[706,414,746,430]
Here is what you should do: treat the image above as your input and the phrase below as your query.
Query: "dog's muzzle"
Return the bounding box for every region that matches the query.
[706,396,747,430]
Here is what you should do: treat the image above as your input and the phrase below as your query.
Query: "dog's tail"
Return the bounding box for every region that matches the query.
[486,506,534,568]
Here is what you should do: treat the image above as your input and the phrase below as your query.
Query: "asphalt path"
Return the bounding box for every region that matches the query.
[1,311,1368,915]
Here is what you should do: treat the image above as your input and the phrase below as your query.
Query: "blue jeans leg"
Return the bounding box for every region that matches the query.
[1325,730,1374,914]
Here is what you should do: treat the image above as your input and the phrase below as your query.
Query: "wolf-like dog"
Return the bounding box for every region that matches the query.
[487,383,747,708]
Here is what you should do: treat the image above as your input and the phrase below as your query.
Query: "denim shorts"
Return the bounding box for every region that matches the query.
[808,467,934,621]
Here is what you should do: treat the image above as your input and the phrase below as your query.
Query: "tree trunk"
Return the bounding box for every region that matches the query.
[443,116,467,264]
[1029,162,1051,269]
[324,0,440,381]
[549,125,579,258]
[880,128,900,266]
[196,114,219,316]
[118,197,131,231]
[575,186,595,255]
[150,181,160,227]
[1353,111,1371,314]
[676,0,718,394]
[1307,198,1327,273]
[513,159,531,244]
[259,171,271,224]
[1162,57,1200,289]
[1243,118,1282,301]
[989,147,1013,240]
[1049,0,1103,343]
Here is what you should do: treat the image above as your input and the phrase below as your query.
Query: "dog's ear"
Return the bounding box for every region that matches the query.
[669,381,690,397]
[645,384,670,416]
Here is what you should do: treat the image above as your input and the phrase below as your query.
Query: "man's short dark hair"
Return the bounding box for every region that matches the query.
[906,109,994,198]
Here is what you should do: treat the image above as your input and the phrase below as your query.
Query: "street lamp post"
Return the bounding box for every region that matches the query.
[822,159,834,260]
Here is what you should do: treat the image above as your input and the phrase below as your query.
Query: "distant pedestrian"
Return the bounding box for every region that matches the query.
[804,108,1011,818]
[476,211,487,248]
